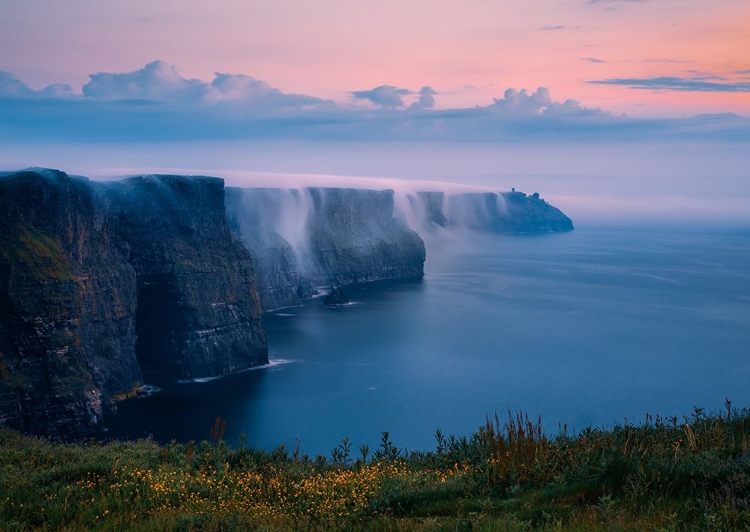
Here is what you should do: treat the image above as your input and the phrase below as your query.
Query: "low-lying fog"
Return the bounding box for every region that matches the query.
[2,139,748,227]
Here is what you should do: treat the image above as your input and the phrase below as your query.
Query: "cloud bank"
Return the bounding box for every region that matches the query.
[0,61,748,144]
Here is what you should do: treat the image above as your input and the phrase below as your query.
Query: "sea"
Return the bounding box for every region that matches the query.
[105,225,750,455]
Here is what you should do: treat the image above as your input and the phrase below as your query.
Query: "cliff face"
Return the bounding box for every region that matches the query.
[496,191,574,233]
[226,187,426,311]
[305,188,426,285]
[225,188,309,311]
[0,170,140,437]
[0,170,268,438]
[410,190,574,233]
[108,175,267,379]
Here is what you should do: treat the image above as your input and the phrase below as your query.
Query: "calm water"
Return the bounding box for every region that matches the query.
[106,226,750,455]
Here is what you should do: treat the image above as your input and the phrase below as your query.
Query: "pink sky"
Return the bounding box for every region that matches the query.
[2,0,749,116]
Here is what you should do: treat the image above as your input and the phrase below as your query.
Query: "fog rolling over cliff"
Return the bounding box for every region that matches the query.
[225,187,426,311]
[227,184,572,311]
[401,189,573,234]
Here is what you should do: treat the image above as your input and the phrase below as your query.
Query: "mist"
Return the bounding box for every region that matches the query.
[1,138,748,227]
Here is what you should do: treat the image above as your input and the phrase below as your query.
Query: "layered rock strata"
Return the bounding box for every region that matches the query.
[0,170,267,437]
[0,170,140,437]
[106,175,267,380]
[226,187,427,311]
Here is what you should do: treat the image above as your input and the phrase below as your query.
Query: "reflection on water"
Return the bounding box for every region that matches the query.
[106,227,750,456]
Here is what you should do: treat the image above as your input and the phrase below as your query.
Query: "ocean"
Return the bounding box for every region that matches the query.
[105,225,750,455]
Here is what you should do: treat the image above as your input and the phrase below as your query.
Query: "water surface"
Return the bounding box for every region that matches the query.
[107,226,750,455]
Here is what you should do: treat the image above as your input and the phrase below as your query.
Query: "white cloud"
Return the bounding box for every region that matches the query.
[82,60,205,101]
[0,72,75,99]
[81,61,327,110]
[490,87,554,115]
[206,73,325,109]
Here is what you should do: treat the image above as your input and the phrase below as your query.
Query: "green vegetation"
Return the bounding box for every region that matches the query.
[0,224,75,283]
[1,402,749,531]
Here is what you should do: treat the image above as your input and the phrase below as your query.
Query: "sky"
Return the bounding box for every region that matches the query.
[0,0,749,224]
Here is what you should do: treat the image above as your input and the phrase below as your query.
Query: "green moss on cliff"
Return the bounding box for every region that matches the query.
[0,225,75,282]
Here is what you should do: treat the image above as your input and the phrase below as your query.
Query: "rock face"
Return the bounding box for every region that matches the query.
[0,170,140,437]
[408,190,574,233]
[226,187,427,311]
[323,286,349,306]
[225,188,310,311]
[496,191,574,233]
[107,175,267,380]
[0,170,267,438]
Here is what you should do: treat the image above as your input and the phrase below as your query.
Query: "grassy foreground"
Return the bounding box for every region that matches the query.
[1,403,749,531]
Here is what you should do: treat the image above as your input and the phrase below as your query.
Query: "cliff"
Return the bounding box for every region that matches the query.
[0,170,140,437]
[497,191,574,233]
[0,170,267,438]
[408,190,574,233]
[226,187,426,311]
[106,175,267,380]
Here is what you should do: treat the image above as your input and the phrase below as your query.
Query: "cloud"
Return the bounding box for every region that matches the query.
[0,72,75,99]
[83,61,204,101]
[352,85,411,108]
[484,87,605,120]
[205,73,325,109]
[589,76,750,92]
[81,61,327,110]
[540,24,581,30]
[582,57,605,64]
[0,72,35,98]
[490,87,556,115]
[410,86,437,110]
[640,58,690,64]
[40,84,76,99]
[733,69,750,75]
[0,62,748,145]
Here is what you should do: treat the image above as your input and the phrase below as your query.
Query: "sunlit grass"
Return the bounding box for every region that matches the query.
[1,402,749,530]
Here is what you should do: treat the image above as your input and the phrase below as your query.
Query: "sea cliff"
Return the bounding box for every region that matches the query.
[0,170,267,437]
[226,187,426,311]
[408,189,574,233]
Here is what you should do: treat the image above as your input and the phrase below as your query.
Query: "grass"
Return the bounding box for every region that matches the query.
[1,401,749,530]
